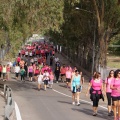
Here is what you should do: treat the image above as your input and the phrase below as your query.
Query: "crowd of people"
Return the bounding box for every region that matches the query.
[1,40,120,120]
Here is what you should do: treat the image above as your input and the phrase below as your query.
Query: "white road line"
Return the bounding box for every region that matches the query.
[53,89,107,110]
[15,101,22,120]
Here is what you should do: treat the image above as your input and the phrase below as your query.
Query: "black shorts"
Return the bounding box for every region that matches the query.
[44,80,48,85]
[3,73,6,78]
[112,96,120,101]
[29,72,33,77]
[15,73,19,77]
[61,74,65,77]
[34,73,39,76]
[72,86,81,93]
[66,78,71,83]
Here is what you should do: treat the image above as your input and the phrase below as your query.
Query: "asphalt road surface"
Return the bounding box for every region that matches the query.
[5,78,113,120]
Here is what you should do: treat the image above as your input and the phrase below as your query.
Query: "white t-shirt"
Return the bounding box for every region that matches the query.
[15,66,20,73]
[25,51,28,55]
[38,74,43,82]
[43,72,49,80]
[29,52,32,56]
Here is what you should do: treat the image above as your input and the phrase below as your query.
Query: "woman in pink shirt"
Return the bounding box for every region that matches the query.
[86,72,104,116]
[49,71,54,89]
[111,69,120,120]
[60,65,66,82]
[66,67,72,88]
[105,70,114,116]
[0,64,2,79]
[28,64,34,82]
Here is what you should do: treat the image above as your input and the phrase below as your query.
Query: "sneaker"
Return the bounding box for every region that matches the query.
[110,111,114,116]
[77,102,80,106]
[72,102,75,105]
[56,81,58,83]
[93,113,97,116]
[108,112,111,116]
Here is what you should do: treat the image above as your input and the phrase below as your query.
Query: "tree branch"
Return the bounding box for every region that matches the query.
[92,0,101,27]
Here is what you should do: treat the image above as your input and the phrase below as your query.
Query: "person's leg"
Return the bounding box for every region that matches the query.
[93,97,98,115]
[76,92,80,105]
[118,100,120,119]
[107,93,112,115]
[72,92,76,105]
[23,75,25,81]
[38,83,41,90]
[113,100,118,119]
[21,75,22,81]
[44,80,47,90]
[56,74,58,82]
[95,98,99,114]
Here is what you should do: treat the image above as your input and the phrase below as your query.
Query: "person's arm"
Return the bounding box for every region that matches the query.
[110,84,117,90]
[86,82,92,96]
[81,76,84,85]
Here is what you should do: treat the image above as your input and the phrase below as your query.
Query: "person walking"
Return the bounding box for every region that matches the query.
[43,70,50,91]
[54,62,60,83]
[24,62,28,78]
[0,64,2,80]
[104,70,114,116]
[34,66,40,81]
[66,67,72,88]
[49,71,54,89]
[111,69,120,120]
[86,72,104,116]
[28,64,34,82]
[71,70,81,106]
[14,64,20,80]
[60,65,66,82]
[37,72,43,91]
[20,67,26,82]
[2,65,7,81]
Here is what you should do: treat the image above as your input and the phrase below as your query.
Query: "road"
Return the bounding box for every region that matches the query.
[4,77,112,120]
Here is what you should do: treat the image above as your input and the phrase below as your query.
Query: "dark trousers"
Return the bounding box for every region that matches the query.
[93,97,99,107]
[21,75,24,81]
[55,73,60,82]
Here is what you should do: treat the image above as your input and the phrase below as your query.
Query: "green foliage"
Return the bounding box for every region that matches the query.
[0,0,64,58]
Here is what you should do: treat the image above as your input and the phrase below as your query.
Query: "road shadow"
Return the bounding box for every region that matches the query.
[71,108,113,120]
[58,100,72,105]
[59,84,67,88]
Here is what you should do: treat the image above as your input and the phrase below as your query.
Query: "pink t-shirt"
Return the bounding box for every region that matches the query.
[111,78,120,97]
[28,66,33,73]
[91,79,102,94]
[60,67,66,74]
[49,74,54,81]
[66,71,72,79]
[105,77,114,93]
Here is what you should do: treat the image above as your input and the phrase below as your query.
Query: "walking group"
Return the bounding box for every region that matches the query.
[85,70,120,120]
[1,40,120,120]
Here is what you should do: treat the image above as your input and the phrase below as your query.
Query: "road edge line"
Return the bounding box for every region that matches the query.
[15,101,22,120]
